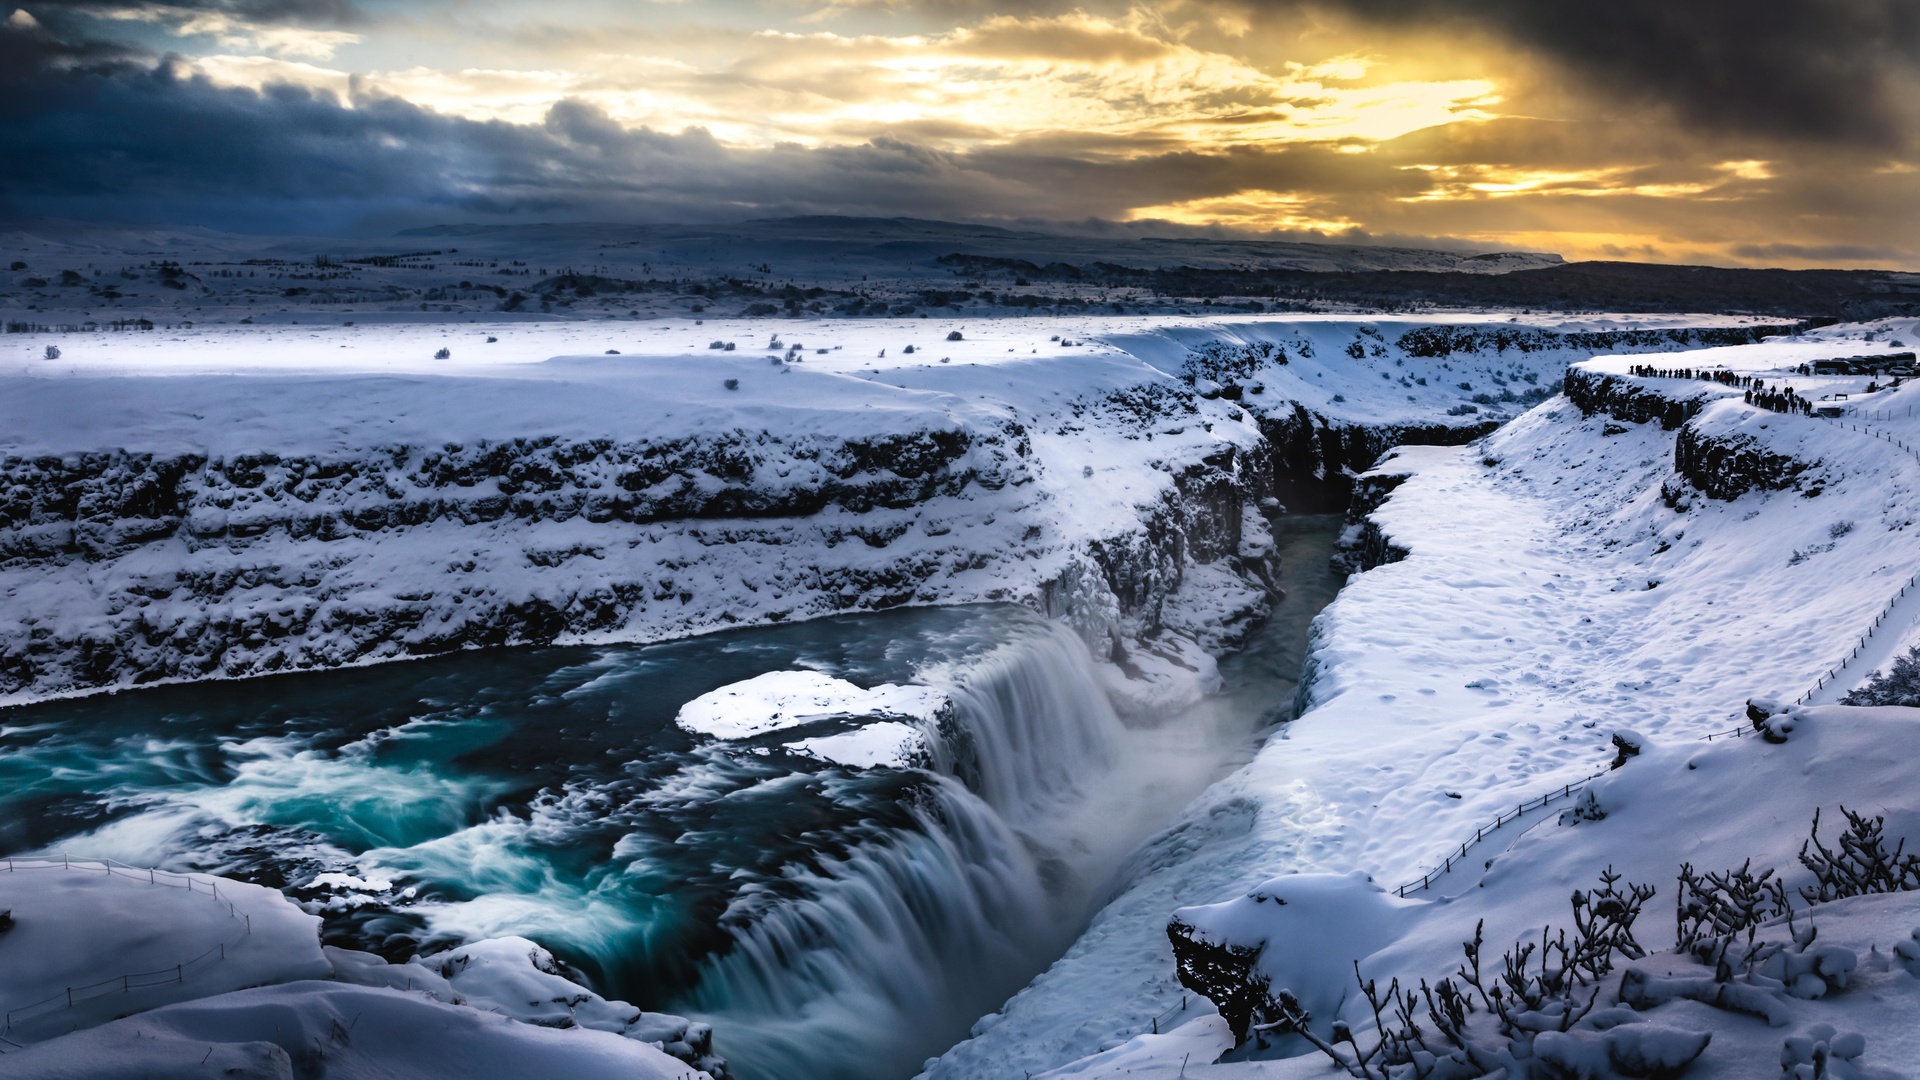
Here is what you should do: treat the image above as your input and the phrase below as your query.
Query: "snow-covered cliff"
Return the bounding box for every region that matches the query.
[1,314,1785,706]
[956,316,1920,1080]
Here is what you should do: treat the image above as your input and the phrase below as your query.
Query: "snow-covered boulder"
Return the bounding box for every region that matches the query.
[674,669,951,768]
[328,937,725,1075]
[0,981,707,1080]
[1166,872,1417,1040]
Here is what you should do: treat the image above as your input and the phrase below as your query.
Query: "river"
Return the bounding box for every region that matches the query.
[0,513,1347,1080]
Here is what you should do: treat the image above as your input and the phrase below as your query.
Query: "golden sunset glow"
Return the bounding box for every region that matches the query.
[7,0,1917,266]
[190,14,1504,153]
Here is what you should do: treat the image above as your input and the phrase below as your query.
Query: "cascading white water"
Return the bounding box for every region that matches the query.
[681,778,1056,1080]
[927,621,1130,820]
[4,598,1296,1080]
[681,620,1142,1080]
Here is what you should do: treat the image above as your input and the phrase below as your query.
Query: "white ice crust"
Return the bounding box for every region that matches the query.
[674,669,947,768]
[674,669,947,739]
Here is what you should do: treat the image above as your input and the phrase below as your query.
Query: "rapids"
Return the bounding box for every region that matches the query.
[0,514,1346,1080]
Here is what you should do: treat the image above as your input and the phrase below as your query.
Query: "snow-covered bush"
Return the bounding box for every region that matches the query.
[1840,644,1920,707]
[1675,806,1918,972]
[1798,806,1920,904]
[1216,806,1920,1078]
[1893,929,1920,976]
[1675,859,1792,971]
[1781,1024,1870,1080]
[1258,868,1668,1078]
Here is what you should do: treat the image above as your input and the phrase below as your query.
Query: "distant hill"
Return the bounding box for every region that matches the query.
[4,215,1913,322]
[396,216,1567,277]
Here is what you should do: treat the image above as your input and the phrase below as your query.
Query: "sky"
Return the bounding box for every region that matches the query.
[1,0,1917,267]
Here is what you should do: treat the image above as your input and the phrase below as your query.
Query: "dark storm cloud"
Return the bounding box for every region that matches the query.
[0,33,1038,230]
[1293,0,1920,147]
[0,11,1388,232]
[31,0,367,28]
[0,7,150,76]
[1,5,1913,264]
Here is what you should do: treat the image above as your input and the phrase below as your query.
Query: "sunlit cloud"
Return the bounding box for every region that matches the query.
[99,3,360,57]
[1387,159,1776,204]
[1123,188,1361,233]
[8,0,1914,267]
[184,10,1500,151]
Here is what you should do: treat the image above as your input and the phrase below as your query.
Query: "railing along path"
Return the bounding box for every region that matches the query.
[1392,404,1920,899]
[0,856,253,1039]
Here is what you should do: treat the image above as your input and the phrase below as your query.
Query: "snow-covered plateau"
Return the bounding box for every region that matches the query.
[0,313,1790,706]
[5,309,1920,1080]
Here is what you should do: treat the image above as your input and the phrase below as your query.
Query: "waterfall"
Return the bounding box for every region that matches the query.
[680,619,1132,1080]
[926,619,1129,823]
[8,606,1224,1080]
[681,778,1056,1080]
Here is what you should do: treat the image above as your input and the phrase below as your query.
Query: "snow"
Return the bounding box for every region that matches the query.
[0,859,330,1042]
[1169,871,1421,1031]
[0,860,719,1079]
[9,302,1919,1078]
[672,669,949,768]
[0,982,707,1080]
[939,317,1920,1080]
[675,669,946,739]
[1034,1016,1237,1079]
[786,721,925,768]
[329,936,720,1062]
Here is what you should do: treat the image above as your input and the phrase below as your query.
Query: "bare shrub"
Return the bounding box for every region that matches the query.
[1799,806,1920,903]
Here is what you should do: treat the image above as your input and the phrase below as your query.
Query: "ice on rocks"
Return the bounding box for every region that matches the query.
[674,670,947,767]
[674,670,947,740]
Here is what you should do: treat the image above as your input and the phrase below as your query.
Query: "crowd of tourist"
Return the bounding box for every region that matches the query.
[1627,363,1824,415]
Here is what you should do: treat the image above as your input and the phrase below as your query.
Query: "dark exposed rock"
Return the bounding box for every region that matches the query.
[1330,469,1413,576]
[1257,404,1493,495]
[1167,914,1276,1040]
[1674,422,1813,501]
[0,427,1021,565]
[1563,367,1821,501]
[1563,368,1706,430]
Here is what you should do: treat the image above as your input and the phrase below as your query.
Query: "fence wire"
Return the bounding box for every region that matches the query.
[1,857,253,1038]
[1395,414,1920,899]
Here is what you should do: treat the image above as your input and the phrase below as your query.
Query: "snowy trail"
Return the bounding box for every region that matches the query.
[1803,568,1920,705]
[936,354,1920,1076]
[1392,772,1605,900]
[1802,416,1920,704]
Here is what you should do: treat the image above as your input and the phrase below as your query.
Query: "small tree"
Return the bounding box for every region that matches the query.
[1843,644,1920,706]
